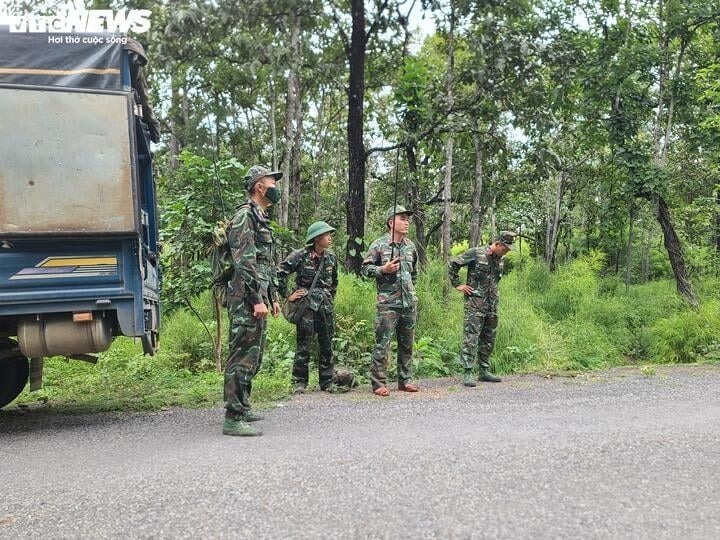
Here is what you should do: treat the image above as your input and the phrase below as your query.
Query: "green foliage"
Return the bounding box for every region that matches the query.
[415,259,463,346]
[450,240,469,256]
[332,316,373,383]
[161,294,220,372]
[650,301,720,363]
[535,251,604,320]
[158,151,246,309]
[16,338,225,411]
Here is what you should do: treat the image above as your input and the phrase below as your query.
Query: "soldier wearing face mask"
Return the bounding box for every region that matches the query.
[222,165,283,437]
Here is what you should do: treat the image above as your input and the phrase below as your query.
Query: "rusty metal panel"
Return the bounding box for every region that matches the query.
[0,88,137,234]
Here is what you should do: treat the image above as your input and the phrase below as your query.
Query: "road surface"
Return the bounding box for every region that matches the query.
[2,365,719,539]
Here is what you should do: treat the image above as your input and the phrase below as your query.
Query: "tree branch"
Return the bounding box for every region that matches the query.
[365,0,391,45]
[328,1,351,56]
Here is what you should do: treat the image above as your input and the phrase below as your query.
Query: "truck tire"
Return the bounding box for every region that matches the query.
[0,341,29,409]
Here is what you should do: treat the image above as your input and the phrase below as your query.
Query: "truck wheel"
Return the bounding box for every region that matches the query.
[0,345,29,408]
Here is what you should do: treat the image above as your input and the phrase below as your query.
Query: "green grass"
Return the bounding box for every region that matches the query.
[15,336,291,412]
[12,253,720,412]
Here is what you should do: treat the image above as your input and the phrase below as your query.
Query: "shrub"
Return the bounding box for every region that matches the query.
[493,271,572,373]
[650,301,720,363]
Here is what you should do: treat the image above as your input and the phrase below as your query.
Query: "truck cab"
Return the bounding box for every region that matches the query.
[0,28,161,408]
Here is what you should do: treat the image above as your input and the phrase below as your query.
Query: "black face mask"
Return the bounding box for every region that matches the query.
[262,186,281,204]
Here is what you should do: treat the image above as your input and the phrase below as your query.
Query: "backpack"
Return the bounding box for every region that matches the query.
[208,218,233,307]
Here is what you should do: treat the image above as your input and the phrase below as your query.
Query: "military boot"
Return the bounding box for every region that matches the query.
[293,383,307,394]
[242,410,264,422]
[223,416,262,436]
[479,367,502,383]
[322,383,351,394]
[463,370,477,387]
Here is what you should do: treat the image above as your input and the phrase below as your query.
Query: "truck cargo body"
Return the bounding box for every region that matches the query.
[0,28,160,407]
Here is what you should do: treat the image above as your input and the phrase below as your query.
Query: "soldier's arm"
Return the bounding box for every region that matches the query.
[360,241,383,278]
[270,266,280,304]
[277,250,302,298]
[228,209,262,306]
[448,248,476,287]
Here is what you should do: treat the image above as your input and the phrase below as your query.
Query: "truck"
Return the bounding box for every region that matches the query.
[0,27,161,408]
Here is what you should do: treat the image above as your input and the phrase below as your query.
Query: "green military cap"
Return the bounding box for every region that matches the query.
[243,164,283,191]
[305,221,336,245]
[385,205,414,222]
[494,230,516,249]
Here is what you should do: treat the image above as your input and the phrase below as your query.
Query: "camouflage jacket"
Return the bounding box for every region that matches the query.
[227,199,279,306]
[277,248,338,312]
[361,234,418,309]
[448,246,504,308]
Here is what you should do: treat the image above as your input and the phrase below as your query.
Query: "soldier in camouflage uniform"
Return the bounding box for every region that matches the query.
[361,206,420,396]
[448,231,515,387]
[223,165,282,437]
[277,221,349,394]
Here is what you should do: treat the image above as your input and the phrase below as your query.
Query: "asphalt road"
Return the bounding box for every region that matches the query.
[2,365,720,539]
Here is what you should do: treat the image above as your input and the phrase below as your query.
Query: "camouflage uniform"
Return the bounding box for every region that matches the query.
[277,248,338,389]
[361,232,418,390]
[448,246,505,372]
[224,199,279,417]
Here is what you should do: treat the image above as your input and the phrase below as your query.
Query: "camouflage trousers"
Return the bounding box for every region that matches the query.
[460,301,498,370]
[224,301,267,417]
[294,306,336,388]
[369,305,416,390]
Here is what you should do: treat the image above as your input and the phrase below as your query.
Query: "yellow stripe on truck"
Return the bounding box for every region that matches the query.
[39,257,117,267]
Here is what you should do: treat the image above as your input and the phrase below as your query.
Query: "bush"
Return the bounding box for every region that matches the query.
[415,259,463,348]
[493,269,572,373]
[650,301,720,363]
[535,252,603,320]
[162,306,217,371]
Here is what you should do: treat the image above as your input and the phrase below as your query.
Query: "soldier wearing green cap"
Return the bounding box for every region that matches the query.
[448,230,516,386]
[277,221,349,394]
[361,205,420,396]
[223,165,283,437]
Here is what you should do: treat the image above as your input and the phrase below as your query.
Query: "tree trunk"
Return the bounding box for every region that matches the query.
[441,1,456,262]
[336,138,345,221]
[656,196,698,308]
[289,91,303,233]
[280,8,301,228]
[470,132,484,246]
[270,80,278,170]
[346,0,367,274]
[545,171,566,270]
[406,144,427,266]
[642,235,650,283]
[648,16,695,305]
[312,93,326,213]
[625,202,634,291]
[442,137,453,260]
[489,190,497,240]
[168,75,182,172]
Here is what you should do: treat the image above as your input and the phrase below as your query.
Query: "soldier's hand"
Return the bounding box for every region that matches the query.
[381,258,400,275]
[456,285,474,295]
[288,289,307,302]
[253,303,269,319]
[272,302,281,317]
